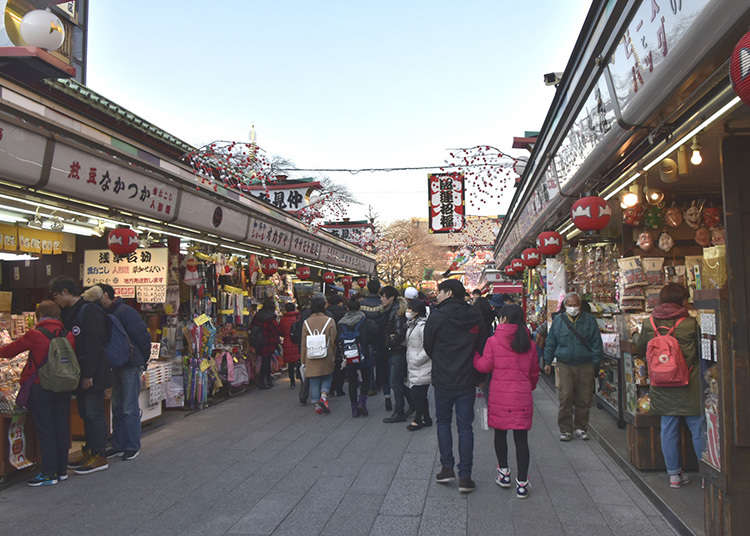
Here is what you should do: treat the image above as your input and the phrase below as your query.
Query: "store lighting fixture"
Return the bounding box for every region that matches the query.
[0,210,25,223]
[620,184,640,208]
[645,187,664,205]
[603,173,641,201]
[0,193,125,227]
[0,253,39,261]
[690,136,703,165]
[566,228,582,240]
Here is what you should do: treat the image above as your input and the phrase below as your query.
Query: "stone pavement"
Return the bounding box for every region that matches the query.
[0,378,679,536]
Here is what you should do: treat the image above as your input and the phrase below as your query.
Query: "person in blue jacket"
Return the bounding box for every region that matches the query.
[85,284,151,461]
[543,292,602,442]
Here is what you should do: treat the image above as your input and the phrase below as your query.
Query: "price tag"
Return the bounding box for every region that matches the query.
[193,314,210,326]
[199,359,210,372]
[210,297,217,303]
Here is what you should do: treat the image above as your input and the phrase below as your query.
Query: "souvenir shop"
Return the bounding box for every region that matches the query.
[0,73,375,479]
[492,2,750,534]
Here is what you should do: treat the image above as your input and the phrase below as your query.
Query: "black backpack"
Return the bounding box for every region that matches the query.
[250,323,265,350]
[289,319,302,346]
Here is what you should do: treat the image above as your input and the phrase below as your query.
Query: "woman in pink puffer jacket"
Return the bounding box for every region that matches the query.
[474,304,540,499]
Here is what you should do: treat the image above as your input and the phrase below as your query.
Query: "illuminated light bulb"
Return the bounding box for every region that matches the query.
[621,192,639,208]
[690,136,702,166]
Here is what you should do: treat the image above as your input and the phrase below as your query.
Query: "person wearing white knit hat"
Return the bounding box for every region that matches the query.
[404,287,419,300]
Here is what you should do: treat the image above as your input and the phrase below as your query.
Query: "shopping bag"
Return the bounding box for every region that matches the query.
[475,387,489,431]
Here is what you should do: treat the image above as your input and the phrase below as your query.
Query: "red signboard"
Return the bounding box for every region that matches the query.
[428,172,465,233]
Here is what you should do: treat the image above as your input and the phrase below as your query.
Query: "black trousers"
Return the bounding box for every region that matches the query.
[410,384,430,422]
[259,353,272,385]
[30,384,71,476]
[494,429,530,482]
[345,365,371,404]
[331,357,345,394]
[287,361,299,385]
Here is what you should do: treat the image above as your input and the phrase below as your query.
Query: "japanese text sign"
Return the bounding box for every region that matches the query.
[247,218,292,252]
[83,247,168,288]
[428,173,465,233]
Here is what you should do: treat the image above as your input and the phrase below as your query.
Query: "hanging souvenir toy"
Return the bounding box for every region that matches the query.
[623,204,645,226]
[664,206,683,228]
[658,232,675,252]
[711,227,725,245]
[684,200,703,229]
[183,255,201,286]
[643,205,664,229]
[695,227,711,247]
[637,231,654,251]
[703,206,721,229]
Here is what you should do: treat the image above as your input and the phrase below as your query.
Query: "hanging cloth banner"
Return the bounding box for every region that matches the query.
[428,172,465,233]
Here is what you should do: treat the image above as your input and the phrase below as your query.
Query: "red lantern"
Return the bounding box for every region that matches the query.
[107,227,139,256]
[296,265,310,280]
[261,258,278,276]
[323,271,335,284]
[536,231,563,256]
[511,258,525,273]
[504,265,516,277]
[730,31,750,106]
[357,277,368,288]
[521,248,541,267]
[571,196,612,231]
[341,275,353,288]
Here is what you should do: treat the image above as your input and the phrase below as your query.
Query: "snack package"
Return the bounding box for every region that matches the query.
[637,393,651,413]
[642,258,665,286]
[634,358,648,385]
[618,257,647,287]
[664,265,687,286]
[645,287,661,311]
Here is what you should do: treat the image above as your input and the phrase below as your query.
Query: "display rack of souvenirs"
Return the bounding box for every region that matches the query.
[568,243,619,303]
[0,328,28,414]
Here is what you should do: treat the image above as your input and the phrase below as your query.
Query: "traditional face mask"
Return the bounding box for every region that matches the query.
[685,202,702,229]
[658,232,674,252]
[566,306,580,317]
[405,311,417,320]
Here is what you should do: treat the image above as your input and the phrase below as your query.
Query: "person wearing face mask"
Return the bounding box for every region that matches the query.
[405,300,431,431]
[543,292,603,441]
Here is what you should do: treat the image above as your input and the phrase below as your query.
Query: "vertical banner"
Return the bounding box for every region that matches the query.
[428,172,465,233]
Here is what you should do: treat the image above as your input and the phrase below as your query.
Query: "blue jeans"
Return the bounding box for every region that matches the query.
[388,352,412,414]
[660,415,705,475]
[309,374,332,403]
[112,365,142,452]
[435,387,475,478]
[77,389,106,455]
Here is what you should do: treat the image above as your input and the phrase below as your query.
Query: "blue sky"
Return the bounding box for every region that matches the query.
[87,1,590,223]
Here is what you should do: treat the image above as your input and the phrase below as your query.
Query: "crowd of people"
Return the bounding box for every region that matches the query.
[0,274,705,495]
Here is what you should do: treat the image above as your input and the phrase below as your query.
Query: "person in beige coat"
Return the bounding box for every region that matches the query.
[301,294,337,414]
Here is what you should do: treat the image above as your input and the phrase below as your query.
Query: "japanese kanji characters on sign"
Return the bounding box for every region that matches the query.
[289,234,322,259]
[49,143,178,219]
[248,187,311,212]
[83,248,168,288]
[247,218,292,251]
[428,172,465,233]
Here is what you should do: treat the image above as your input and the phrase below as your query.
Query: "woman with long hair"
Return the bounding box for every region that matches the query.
[473,304,540,499]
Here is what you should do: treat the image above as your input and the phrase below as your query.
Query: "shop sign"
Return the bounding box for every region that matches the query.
[289,233,321,259]
[114,286,135,299]
[0,119,48,186]
[320,222,376,249]
[18,227,63,254]
[319,244,342,266]
[609,0,711,115]
[83,247,168,288]
[428,173,465,233]
[0,223,17,251]
[136,285,167,304]
[247,217,292,251]
[48,143,178,220]
[175,192,248,240]
[248,186,314,213]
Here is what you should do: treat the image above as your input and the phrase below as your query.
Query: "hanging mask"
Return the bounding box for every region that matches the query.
[644,205,664,230]
[664,206,683,228]
[637,231,653,251]
[711,227,725,246]
[684,201,702,229]
[703,207,721,229]
[695,227,711,247]
[658,232,674,252]
[623,204,645,226]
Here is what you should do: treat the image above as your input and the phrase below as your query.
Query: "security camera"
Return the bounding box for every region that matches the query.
[544,72,564,86]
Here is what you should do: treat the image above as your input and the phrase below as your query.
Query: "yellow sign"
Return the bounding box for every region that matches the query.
[0,224,17,251]
[17,227,62,254]
[193,314,211,326]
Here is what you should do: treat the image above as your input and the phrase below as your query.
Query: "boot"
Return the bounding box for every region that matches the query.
[358,395,369,417]
[385,396,392,412]
[351,402,360,418]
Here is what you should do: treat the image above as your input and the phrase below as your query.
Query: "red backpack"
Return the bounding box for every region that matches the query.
[645,317,690,387]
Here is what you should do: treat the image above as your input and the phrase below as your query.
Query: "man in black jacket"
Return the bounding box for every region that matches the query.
[424,279,483,494]
[50,276,111,475]
[360,279,387,401]
[381,286,413,423]
[326,294,347,396]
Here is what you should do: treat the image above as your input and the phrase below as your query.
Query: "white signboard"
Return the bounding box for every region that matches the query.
[83,247,168,288]
[175,192,248,241]
[137,285,167,304]
[247,218,292,252]
[289,233,322,259]
[48,143,178,220]
[248,186,312,212]
[0,118,47,186]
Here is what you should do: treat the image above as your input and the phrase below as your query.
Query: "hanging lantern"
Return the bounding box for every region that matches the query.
[511,258,525,273]
[571,196,612,231]
[536,231,563,256]
[341,275,353,288]
[504,265,517,277]
[107,227,139,256]
[521,248,541,267]
[261,258,278,276]
[730,31,750,106]
[296,265,310,280]
[357,277,368,288]
[20,10,65,51]
[323,271,335,284]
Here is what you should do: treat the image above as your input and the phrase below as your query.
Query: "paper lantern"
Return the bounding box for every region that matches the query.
[571,196,611,231]
[261,258,278,276]
[536,231,563,256]
[341,276,353,288]
[521,248,541,267]
[107,227,139,256]
[20,9,65,51]
[323,271,335,284]
[296,265,310,280]
[511,258,525,273]
[730,31,750,106]
[504,265,516,277]
[357,277,368,288]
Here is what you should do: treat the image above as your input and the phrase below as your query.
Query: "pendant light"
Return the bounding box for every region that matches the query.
[690,136,703,166]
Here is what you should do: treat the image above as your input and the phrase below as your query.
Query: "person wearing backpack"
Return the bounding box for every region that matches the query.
[251,298,281,389]
[360,279,387,402]
[0,300,76,486]
[279,302,301,389]
[543,292,602,442]
[473,304,540,499]
[327,294,348,397]
[635,283,703,489]
[405,299,432,431]
[301,294,337,415]
[86,284,151,462]
[50,276,111,475]
[337,299,372,417]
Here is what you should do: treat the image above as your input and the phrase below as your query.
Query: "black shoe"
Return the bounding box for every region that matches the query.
[122,449,140,461]
[421,417,433,427]
[383,412,406,423]
[289,382,296,390]
[406,420,423,431]
[385,397,393,412]
[436,467,456,483]
[459,478,476,494]
[105,447,124,459]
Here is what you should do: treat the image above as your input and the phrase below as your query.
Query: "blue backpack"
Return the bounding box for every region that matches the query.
[79,303,134,369]
[338,319,365,365]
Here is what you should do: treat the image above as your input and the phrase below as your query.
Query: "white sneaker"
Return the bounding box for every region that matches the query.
[516,479,530,499]
[560,432,573,441]
[495,467,511,488]
[669,472,690,488]
[574,429,590,440]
